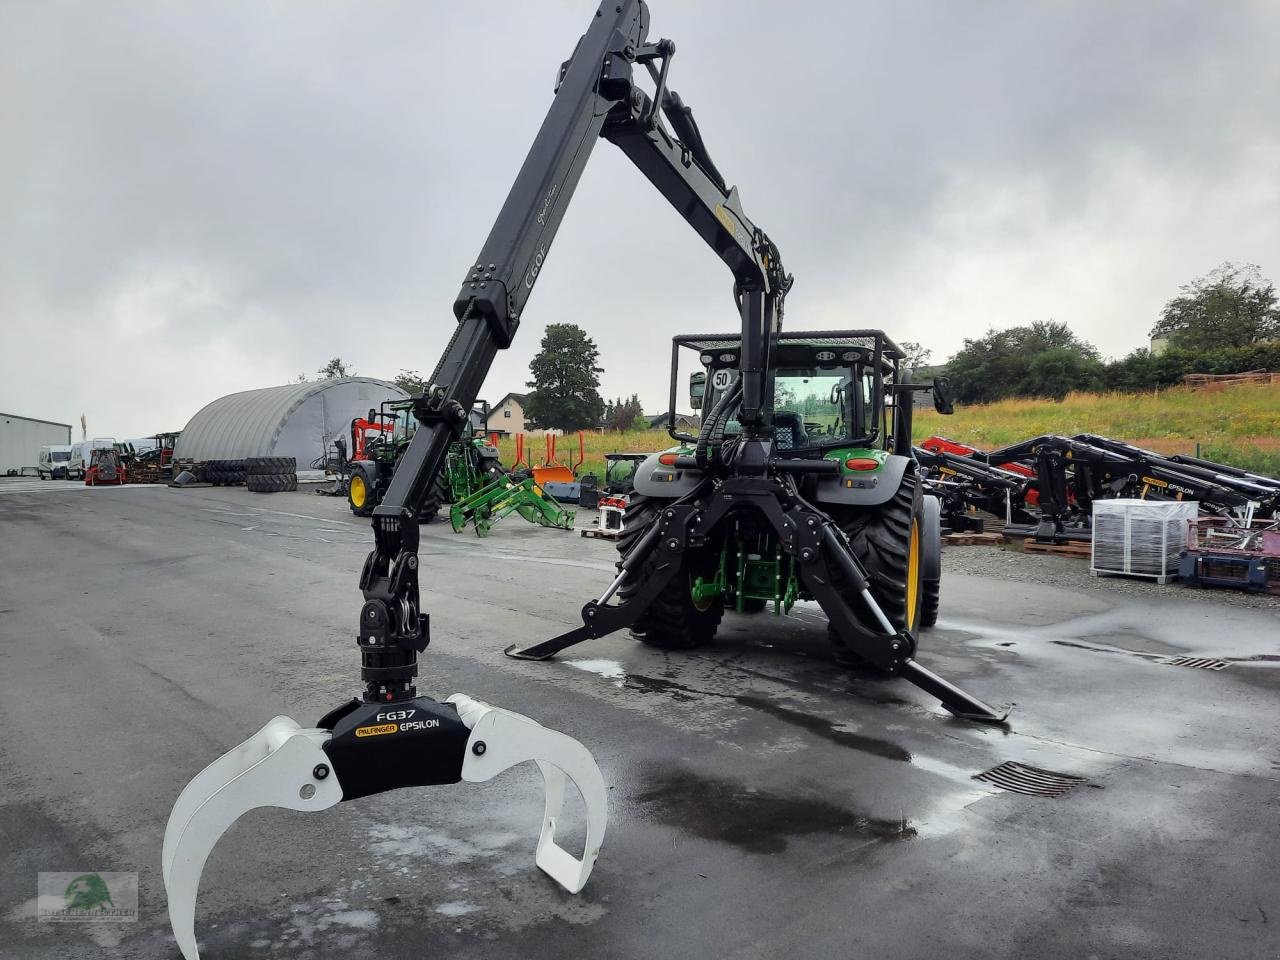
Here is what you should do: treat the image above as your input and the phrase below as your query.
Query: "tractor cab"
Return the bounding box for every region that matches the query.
[672,330,950,459]
[682,332,902,454]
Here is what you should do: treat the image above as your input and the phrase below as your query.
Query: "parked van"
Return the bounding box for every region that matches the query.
[38,445,75,480]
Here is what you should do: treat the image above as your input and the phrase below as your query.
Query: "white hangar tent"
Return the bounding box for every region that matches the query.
[174,378,409,470]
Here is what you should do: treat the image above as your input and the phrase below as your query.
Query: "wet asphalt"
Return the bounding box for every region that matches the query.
[0,480,1277,959]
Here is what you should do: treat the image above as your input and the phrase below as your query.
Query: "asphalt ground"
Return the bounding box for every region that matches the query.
[1,478,1277,959]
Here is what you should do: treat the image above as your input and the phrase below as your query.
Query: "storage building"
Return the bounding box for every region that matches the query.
[0,412,73,474]
[174,378,408,470]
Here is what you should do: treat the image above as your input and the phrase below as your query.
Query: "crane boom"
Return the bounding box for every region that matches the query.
[360,0,789,703]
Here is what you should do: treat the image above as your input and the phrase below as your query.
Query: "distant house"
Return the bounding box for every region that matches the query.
[489,392,530,436]
[647,412,700,432]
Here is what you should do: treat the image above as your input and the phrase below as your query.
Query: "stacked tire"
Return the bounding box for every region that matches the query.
[207,459,247,486]
[245,456,297,494]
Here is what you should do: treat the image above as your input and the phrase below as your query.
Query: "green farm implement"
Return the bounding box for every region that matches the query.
[449,472,575,537]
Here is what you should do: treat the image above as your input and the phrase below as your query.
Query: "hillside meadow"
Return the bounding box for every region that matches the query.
[492,382,1280,479]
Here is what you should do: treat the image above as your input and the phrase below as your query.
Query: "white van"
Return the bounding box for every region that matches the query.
[38,445,75,480]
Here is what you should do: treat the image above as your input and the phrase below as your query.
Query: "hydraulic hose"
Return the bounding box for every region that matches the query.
[695,378,742,469]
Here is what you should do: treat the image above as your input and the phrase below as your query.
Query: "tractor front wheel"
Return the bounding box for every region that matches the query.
[615,493,723,649]
[825,477,925,663]
[348,472,374,517]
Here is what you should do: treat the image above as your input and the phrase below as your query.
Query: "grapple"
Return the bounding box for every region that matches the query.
[163,694,606,960]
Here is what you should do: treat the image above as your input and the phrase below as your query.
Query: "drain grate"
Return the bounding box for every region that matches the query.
[973,761,1087,798]
[1160,656,1229,671]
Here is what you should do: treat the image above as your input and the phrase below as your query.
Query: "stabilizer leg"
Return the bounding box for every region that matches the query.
[807,517,1011,725]
[898,659,1011,723]
[505,510,680,660]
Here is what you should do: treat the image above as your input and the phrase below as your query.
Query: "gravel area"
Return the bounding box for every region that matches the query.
[942,542,1280,611]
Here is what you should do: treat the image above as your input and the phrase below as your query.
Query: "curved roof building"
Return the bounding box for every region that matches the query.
[174,377,408,467]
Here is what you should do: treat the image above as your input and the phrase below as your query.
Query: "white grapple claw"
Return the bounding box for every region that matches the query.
[162,698,606,960]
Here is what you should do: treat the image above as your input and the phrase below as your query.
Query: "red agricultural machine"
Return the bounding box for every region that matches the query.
[85,439,127,486]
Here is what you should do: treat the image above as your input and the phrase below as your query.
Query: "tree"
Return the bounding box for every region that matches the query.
[944,320,1101,403]
[1151,262,1279,351]
[524,323,605,431]
[604,394,645,431]
[317,357,355,379]
[393,369,429,396]
[899,341,933,367]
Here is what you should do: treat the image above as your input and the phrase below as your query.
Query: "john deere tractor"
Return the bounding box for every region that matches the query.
[347,399,504,520]
[613,331,949,657]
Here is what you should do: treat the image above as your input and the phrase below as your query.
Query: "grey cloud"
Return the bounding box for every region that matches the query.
[2,1,1277,436]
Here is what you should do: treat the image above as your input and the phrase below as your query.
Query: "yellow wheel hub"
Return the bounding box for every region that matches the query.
[350,475,366,508]
[905,516,921,631]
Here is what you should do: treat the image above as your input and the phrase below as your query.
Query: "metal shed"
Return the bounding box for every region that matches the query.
[1,412,73,474]
[174,378,408,469]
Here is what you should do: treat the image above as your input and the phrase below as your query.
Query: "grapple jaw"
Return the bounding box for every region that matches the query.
[162,695,607,960]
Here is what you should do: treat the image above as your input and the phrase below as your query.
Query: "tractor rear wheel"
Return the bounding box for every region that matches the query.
[920,494,942,628]
[417,474,449,523]
[825,477,924,663]
[615,493,723,649]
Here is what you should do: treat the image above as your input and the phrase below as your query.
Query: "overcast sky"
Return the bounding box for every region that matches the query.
[3,0,1278,438]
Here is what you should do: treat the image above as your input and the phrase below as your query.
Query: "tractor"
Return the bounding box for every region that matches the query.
[610,331,950,653]
[347,398,504,520]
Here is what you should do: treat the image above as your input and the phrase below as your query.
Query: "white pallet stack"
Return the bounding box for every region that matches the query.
[1090,499,1199,584]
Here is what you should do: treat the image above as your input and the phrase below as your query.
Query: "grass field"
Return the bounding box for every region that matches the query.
[493,382,1280,480]
[912,382,1280,477]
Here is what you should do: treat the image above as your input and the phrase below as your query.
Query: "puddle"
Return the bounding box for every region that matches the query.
[366,824,520,864]
[634,764,916,853]
[1079,632,1185,656]
[623,674,913,760]
[565,658,628,685]
[732,694,911,761]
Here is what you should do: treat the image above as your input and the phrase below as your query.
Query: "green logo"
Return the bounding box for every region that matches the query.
[64,874,114,912]
[39,871,136,922]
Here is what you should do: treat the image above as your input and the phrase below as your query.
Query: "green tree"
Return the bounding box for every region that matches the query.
[317,357,355,379]
[393,369,428,395]
[899,340,933,367]
[1151,263,1279,351]
[945,320,1101,403]
[603,394,645,431]
[524,323,605,431]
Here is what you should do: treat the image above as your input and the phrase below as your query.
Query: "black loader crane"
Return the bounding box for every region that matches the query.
[163,6,1005,957]
[359,0,1004,719]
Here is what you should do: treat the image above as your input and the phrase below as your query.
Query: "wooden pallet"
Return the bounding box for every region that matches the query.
[580,527,620,540]
[1022,537,1091,558]
[943,531,1006,546]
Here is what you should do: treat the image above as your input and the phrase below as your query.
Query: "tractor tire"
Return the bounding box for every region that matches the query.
[615,493,723,649]
[246,456,296,476]
[348,471,375,516]
[825,476,925,663]
[417,474,450,523]
[920,494,942,628]
[247,472,297,494]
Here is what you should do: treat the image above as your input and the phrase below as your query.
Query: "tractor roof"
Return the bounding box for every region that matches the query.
[673,329,905,361]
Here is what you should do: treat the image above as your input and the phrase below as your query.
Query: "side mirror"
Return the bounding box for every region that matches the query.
[367,408,377,423]
[689,371,706,411]
[932,377,955,415]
